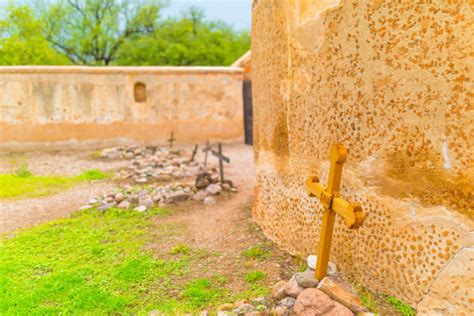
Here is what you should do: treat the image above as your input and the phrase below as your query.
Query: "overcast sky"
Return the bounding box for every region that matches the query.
[163,0,252,31]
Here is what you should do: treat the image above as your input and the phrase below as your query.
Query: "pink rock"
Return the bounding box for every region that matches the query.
[284,275,305,297]
[317,275,367,314]
[325,301,354,316]
[272,280,289,300]
[293,288,335,316]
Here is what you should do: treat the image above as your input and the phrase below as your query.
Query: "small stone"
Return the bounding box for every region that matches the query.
[203,196,216,205]
[88,198,99,204]
[136,177,148,183]
[295,269,319,288]
[317,275,367,314]
[128,194,138,204]
[139,196,154,208]
[134,205,147,212]
[206,183,222,195]
[148,310,161,316]
[166,191,190,204]
[124,152,134,159]
[195,172,212,189]
[293,288,334,316]
[152,194,162,203]
[97,203,114,211]
[272,280,289,300]
[79,205,91,210]
[117,200,131,209]
[279,297,296,308]
[326,301,355,316]
[273,306,289,315]
[193,190,207,201]
[307,255,337,276]
[114,192,125,203]
[284,275,305,298]
[222,183,231,191]
[218,303,234,311]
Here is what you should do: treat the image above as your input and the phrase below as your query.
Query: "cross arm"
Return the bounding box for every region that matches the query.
[306,176,325,199]
[332,197,364,229]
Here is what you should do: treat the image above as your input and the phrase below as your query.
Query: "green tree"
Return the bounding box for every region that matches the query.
[115,7,250,66]
[0,5,69,65]
[42,0,165,65]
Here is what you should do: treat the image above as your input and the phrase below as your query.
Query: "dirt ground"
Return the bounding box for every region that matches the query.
[0,143,299,293]
[147,144,299,293]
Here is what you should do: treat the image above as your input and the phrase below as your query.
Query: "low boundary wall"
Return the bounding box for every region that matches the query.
[0,66,244,151]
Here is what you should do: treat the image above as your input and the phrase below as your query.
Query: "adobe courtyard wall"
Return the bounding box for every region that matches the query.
[0,66,244,151]
[251,1,473,314]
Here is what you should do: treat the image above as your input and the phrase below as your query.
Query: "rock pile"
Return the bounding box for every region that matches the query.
[99,146,159,160]
[123,148,205,184]
[83,177,236,211]
[270,255,368,316]
[203,255,371,316]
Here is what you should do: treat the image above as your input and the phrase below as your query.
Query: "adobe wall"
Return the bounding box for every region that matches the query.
[0,66,244,151]
[251,1,473,314]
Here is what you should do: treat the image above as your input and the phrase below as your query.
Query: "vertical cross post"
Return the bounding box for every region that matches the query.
[211,143,230,183]
[190,144,198,162]
[168,132,176,149]
[202,140,212,167]
[306,144,365,280]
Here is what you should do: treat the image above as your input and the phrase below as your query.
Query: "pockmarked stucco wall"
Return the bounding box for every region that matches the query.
[252,1,473,314]
[0,66,244,150]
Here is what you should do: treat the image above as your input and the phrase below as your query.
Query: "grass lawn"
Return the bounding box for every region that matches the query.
[0,169,109,199]
[0,208,264,315]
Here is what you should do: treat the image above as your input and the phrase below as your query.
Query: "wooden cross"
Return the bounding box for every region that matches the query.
[211,143,230,183]
[190,144,199,162]
[306,144,365,280]
[202,140,213,167]
[167,132,176,148]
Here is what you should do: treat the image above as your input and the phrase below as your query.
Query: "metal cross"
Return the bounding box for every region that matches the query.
[202,140,213,167]
[190,144,199,162]
[211,143,230,183]
[306,144,365,280]
[167,132,176,148]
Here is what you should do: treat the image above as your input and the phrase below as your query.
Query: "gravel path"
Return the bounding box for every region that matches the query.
[0,150,127,235]
[0,182,115,235]
[0,151,128,176]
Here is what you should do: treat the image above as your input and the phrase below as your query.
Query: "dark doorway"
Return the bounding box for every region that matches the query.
[243,80,253,145]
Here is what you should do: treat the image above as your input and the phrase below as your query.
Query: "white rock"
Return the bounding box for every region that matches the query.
[117,200,131,209]
[134,205,147,212]
[307,255,337,275]
[136,177,148,183]
[204,196,216,205]
[206,184,222,195]
[193,190,207,201]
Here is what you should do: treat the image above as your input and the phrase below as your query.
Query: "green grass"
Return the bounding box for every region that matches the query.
[386,296,416,316]
[0,169,109,199]
[181,277,229,310]
[242,243,270,260]
[0,207,244,314]
[170,244,192,255]
[245,271,265,284]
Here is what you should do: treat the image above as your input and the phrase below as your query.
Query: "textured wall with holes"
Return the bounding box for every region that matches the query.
[251,0,473,314]
[0,67,244,150]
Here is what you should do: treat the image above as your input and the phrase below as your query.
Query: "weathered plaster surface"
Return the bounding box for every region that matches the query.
[252,0,473,313]
[0,66,244,150]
